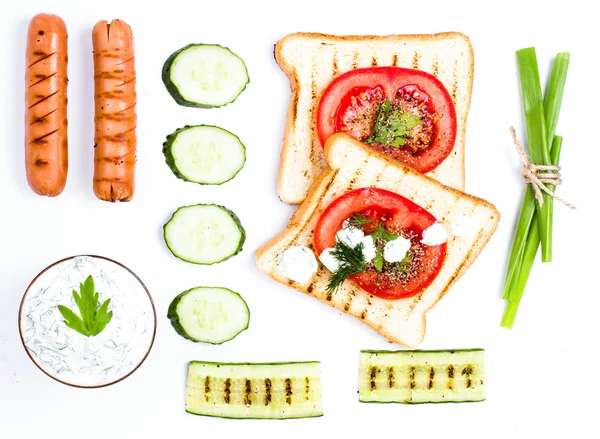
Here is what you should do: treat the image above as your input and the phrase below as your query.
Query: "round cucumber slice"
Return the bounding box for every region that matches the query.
[164,204,245,265]
[162,43,249,108]
[167,287,250,344]
[163,125,246,185]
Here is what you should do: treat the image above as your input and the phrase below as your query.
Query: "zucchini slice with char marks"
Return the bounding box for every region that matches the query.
[186,361,322,419]
[359,349,485,403]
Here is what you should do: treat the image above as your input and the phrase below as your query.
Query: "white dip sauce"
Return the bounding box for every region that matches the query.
[20,256,155,387]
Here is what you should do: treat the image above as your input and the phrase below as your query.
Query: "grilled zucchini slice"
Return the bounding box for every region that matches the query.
[186,361,323,419]
[359,349,485,403]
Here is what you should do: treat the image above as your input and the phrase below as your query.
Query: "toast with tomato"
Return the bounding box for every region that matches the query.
[256,134,499,347]
[274,31,474,204]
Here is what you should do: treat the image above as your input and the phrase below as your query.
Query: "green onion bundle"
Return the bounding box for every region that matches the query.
[501,49,570,329]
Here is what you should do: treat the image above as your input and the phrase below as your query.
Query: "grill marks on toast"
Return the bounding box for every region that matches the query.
[451,60,458,106]
[308,65,318,168]
[288,170,339,247]
[442,193,462,223]
[351,52,359,70]
[439,227,485,301]
[291,67,300,128]
[392,54,399,67]
[346,166,364,192]
[373,170,385,186]
[432,57,439,76]
[310,67,318,100]
[343,289,357,311]
[332,49,339,77]
[371,56,378,67]
[412,52,420,69]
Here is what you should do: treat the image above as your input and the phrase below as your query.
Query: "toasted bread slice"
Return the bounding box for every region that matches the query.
[274,31,474,204]
[256,134,499,347]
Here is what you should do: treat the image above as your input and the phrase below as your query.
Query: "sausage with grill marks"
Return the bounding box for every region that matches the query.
[25,13,68,197]
[92,19,137,202]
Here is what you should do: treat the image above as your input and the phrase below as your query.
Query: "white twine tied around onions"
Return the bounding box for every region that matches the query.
[509,127,576,210]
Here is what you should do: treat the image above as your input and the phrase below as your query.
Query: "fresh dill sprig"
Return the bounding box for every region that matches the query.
[326,241,366,293]
[346,213,372,229]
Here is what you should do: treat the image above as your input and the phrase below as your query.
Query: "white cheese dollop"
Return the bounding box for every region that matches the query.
[450,215,479,237]
[336,224,365,248]
[421,223,447,246]
[359,235,376,262]
[319,248,339,273]
[383,236,412,262]
[320,225,377,272]
[277,246,318,283]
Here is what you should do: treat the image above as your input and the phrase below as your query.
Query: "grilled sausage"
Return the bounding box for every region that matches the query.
[92,19,137,202]
[25,13,68,197]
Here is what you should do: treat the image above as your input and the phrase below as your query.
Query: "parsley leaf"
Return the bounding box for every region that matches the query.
[58,275,113,337]
[366,100,422,148]
[370,223,399,272]
[346,213,372,229]
[373,251,384,272]
[370,223,399,243]
[393,254,412,276]
[326,241,367,293]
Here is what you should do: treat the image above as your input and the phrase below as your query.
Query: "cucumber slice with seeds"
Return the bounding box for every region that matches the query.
[186,361,323,419]
[163,125,246,185]
[162,43,249,108]
[164,204,245,265]
[168,287,250,344]
[359,349,485,403]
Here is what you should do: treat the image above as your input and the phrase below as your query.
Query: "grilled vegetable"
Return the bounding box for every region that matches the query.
[359,349,485,403]
[167,287,249,344]
[162,43,249,108]
[163,204,245,265]
[163,125,246,185]
[186,361,322,419]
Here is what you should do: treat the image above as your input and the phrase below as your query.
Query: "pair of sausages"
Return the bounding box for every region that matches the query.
[25,14,137,201]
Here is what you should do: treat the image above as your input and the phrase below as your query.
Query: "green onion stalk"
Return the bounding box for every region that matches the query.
[501,50,569,328]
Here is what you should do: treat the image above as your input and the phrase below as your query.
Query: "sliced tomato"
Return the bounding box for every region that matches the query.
[314,188,446,300]
[316,67,456,174]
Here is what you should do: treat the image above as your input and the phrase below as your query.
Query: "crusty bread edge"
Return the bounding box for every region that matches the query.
[256,133,499,346]
[273,31,475,204]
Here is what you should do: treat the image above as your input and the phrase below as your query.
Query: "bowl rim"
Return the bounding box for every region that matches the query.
[18,254,157,389]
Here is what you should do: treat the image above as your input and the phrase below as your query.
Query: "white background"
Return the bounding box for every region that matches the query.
[1,0,598,437]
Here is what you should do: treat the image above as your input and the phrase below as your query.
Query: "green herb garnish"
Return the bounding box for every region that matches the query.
[392,254,412,277]
[366,100,421,147]
[370,223,398,242]
[58,275,113,337]
[346,213,372,229]
[326,241,366,293]
[370,223,399,272]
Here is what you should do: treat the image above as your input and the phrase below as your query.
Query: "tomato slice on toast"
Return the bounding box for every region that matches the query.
[317,67,456,174]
